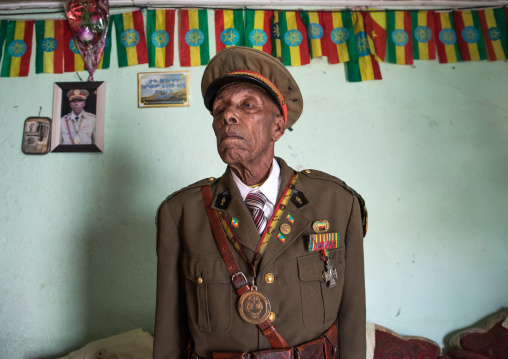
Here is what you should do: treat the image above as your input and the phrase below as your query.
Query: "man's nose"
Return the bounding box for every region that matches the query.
[222,106,239,125]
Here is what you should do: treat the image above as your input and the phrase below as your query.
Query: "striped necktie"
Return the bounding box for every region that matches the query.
[245,191,268,234]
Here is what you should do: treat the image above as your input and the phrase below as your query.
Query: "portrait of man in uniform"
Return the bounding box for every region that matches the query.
[154,47,368,359]
[60,89,96,145]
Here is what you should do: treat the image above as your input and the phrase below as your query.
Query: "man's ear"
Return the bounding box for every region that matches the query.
[272,114,285,142]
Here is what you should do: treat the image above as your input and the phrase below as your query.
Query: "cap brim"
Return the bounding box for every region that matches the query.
[204,73,282,116]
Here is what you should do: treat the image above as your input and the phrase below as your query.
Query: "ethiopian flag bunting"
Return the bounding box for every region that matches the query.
[35,20,64,74]
[63,21,84,72]
[411,11,436,60]
[364,11,387,62]
[322,11,357,64]
[272,11,282,59]
[114,10,148,67]
[0,21,8,64]
[215,9,244,51]
[1,20,34,77]
[387,11,413,65]
[345,12,382,82]
[279,11,310,66]
[301,11,328,59]
[453,10,486,61]
[179,9,209,67]
[435,11,462,63]
[477,8,507,61]
[147,9,175,68]
[244,10,273,54]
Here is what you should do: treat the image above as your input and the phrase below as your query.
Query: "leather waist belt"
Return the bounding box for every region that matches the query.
[191,323,338,359]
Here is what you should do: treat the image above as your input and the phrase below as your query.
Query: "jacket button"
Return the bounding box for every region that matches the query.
[196,277,203,285]
[208,177,215,182]
[269,312,276,322]
[264,273,275,284]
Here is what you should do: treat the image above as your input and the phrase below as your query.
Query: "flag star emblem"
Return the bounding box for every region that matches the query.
[439,28,457,45]
[391,29,409,46]
[42,37,57,52]
[121,29,140,47]
[307,23,323,39]
[487,26,501,41]
[331,27,349,44]
[462,26,479,43]
[249,29,267,46]
[8,40,27,57]
[185,29,204,47]
[151,30,169,48]
[355,31,371,57]
[221,28,240,46]
[284,29,303,47]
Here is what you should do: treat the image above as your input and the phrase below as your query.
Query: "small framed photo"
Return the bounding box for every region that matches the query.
[51,81,105,152]
[138,71,190,108]
[21,117,51,155]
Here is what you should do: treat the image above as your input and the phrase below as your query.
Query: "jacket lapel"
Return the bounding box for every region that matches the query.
[211,167,262,254]
[258,158,311,273]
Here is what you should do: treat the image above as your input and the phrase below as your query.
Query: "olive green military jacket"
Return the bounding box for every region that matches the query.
[153,158,366,359]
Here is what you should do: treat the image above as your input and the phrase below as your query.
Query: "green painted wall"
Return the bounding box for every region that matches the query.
[1,18,508,358]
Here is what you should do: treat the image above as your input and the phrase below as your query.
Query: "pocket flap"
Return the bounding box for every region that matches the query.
[183,255,230,284]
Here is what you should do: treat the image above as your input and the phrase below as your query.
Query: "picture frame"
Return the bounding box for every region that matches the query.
[51,81,105,152]
[21,117,52,155]
[138,71,190,108]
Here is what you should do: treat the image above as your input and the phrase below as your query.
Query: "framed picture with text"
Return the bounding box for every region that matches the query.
[51,81,105,153]
[138,71,190,108]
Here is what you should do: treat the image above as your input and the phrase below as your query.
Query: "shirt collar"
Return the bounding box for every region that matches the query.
[232,158,280,206]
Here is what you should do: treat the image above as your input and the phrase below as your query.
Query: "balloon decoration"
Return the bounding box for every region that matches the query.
[65,0,109,81]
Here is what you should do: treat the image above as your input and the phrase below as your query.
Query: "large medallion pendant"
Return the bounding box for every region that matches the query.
[238,289,271,325]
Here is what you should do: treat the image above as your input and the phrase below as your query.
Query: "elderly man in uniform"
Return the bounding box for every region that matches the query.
[60,89,96,145]
[154,47,367,359]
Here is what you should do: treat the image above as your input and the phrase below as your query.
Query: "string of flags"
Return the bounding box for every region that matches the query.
[0,7,507,82]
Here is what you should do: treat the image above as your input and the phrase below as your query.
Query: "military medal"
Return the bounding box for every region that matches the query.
[308,232,339,288]
[238,288,271,325]
[280,223,291,235]
[312,220,330,233]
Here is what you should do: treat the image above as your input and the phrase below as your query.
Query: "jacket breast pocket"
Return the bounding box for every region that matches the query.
[183,255,232,332]
[297,249,344,330]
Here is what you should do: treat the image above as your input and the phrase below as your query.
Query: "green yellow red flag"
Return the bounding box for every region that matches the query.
[322,11,357,64]
[215,9,244,52]
[0,20,8,64]
[345,12,382,82]
[364,11,387,62]
[435,11,462,63]
[179,9,209,67]
[477,8,507,61]
[279,11,310,66]
[387,11,413,65]
[114,10,148,67]
[301,11,328,59]
[411,11,436,60]
[1,20,34,77]
[35,20,65,74]
[453,10,486,61]
[63,21,84,72]
[244,10,273,54]
[147,9,175,68]
[272,11,282,59]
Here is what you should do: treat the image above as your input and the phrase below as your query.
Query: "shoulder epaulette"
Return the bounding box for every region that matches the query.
[155,176,220,226]
[299,169,368,237]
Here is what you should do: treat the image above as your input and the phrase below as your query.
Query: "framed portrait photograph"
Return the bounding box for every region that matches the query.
[21,117,51,155]
[51,81,105,153]
[138,71,190,108]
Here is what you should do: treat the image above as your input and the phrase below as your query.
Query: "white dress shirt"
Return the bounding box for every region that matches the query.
[232,158,281,221]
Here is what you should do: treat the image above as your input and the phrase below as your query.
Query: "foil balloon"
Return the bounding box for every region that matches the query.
[65,0,109,81]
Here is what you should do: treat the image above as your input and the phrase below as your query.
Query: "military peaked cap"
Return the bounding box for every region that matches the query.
[201,46,303,129]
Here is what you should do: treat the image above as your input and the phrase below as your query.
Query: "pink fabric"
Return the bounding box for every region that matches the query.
[374,328,442,359]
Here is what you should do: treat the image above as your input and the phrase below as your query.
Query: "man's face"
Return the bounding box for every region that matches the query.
[70,99,86,116]
[211,83,285,167]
